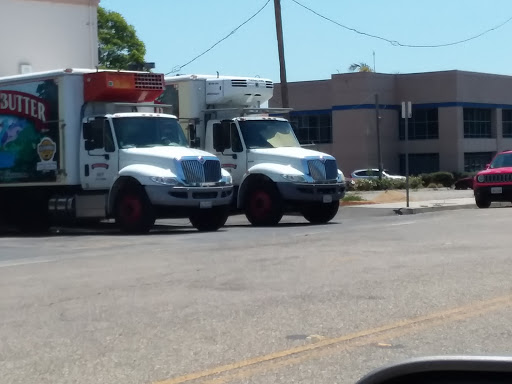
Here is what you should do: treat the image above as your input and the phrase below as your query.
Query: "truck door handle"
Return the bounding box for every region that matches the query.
[231,154,237,160]
[85,164,89,177]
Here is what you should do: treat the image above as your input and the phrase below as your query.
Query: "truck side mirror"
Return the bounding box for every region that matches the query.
[213,123,228,153]
[188,123,200,148]
[188,124,196,141]
[83,122,93,140]
[84,139,96,151]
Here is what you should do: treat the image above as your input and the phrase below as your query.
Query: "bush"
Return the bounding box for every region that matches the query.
[420,173,432,187]
[354,179,374,191]
[430,172,455,187]
[409,176,423,189]
[342,194,366,202]
[353,176,422,191]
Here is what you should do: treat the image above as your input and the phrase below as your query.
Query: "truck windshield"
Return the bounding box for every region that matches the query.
[112,117,188,149]
[490,153,512,168]
[238,120,300,149]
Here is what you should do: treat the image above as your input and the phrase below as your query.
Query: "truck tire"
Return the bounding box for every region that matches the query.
[244,182,283,226]
[189,206,229,232]
[301,201,340,224]
[475,197,491,209]
[115,186,155,234]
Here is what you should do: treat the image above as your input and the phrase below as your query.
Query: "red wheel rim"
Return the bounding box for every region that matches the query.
[119,195,142,224]
[249,190,272,219]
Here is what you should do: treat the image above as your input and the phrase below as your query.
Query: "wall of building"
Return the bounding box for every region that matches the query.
[0,0,99,77]
[271,70,512,175]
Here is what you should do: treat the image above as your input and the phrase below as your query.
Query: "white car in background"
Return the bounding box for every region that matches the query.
[351,169,406,180]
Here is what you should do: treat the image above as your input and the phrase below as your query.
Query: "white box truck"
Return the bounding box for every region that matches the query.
[162,74,346,226]
[0,69,233,233]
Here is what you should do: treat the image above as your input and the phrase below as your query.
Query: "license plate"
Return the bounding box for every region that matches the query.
[200,201,213,209]
[323,195,333,203]
[491,187,502,194]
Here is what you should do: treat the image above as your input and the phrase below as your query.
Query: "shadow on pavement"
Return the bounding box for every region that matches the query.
[0,221,202,238]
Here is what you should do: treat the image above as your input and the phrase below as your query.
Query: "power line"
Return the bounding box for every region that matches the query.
[166,0,271,75]
[290,0,512,48]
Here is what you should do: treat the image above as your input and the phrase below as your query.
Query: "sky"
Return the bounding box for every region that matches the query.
[98,0,512,82]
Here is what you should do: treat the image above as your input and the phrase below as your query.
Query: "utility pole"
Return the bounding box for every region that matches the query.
[402,101,412,208]
[375,94,382,180]
[274,0,289,108]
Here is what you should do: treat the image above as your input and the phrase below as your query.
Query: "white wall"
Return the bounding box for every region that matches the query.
[0,0,99,76]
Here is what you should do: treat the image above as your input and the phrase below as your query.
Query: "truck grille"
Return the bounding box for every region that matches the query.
[307,159,338,181]
[231,80,247,87]
[181,159,221,184]
[483,173,512,183]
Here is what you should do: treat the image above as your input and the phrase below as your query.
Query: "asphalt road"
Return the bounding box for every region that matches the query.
[1,206,512,384]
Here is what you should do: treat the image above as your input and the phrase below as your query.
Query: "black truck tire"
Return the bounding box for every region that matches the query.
[301,201,339,224]
[189,206,229,232]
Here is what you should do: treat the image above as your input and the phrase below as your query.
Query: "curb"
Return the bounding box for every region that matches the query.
[394,203,476,215]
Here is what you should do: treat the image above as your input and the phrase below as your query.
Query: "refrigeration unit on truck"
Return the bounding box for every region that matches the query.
[0,69,233,233]
[162,74,346,226]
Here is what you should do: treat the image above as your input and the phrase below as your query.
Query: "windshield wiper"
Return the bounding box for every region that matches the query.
[138,144,164,148]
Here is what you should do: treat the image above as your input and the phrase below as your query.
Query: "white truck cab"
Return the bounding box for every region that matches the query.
[163,75,346,226]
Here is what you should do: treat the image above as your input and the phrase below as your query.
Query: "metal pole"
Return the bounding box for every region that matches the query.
[375,94,382,180]
[405,103,410,208]
[274,0,289,108]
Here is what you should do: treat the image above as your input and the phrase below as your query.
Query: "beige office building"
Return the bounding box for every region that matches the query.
[270,71,512,176]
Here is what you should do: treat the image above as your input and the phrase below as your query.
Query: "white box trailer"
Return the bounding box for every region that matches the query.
[163,74,346,226]
[0,69,233,233]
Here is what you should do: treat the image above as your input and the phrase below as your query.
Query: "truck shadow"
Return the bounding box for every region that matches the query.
[224,221,338,229]
[0,222,203,238]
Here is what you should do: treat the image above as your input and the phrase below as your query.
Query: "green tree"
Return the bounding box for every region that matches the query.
[348,62,374,72]
[97,6,146,70]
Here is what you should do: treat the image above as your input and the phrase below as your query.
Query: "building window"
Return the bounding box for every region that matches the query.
[503,110,512,138]
[464,152,494,172]
[290,113,332,144]
[463,108,492,138]
[399,108,438,140]
[399,153,440,175]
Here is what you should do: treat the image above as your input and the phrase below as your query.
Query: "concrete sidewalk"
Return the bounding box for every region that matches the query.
[352,197,477,215]
[342,189,480,215]
[344,194,511,215]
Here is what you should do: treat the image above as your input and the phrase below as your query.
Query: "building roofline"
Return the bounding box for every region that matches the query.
[274,69,512,85]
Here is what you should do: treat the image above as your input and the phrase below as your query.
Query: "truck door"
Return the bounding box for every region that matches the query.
[80,117,119,190]
[213,120,246,185]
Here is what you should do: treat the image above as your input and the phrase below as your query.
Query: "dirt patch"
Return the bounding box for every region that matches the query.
[341,201,375,206]
[371,190,414,204]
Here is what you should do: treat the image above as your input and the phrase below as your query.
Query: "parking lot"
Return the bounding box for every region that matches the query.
[2,200,512,384]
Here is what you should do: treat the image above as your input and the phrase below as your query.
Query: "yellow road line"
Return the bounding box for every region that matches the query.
[153,294,512,384]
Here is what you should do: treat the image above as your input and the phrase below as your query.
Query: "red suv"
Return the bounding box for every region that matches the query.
[473,150,512,208]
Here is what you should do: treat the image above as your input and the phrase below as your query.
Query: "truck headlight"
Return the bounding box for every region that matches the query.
[282,174,306,182]
[337,170,345,183]
[221,173,233,185]
[150,176,180,186]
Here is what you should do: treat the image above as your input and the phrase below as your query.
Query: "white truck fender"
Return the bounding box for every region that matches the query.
[107,164,178,215]
[118,164,178,181]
